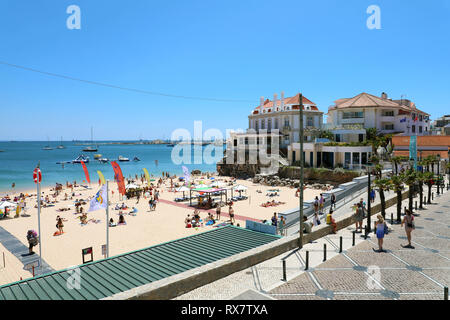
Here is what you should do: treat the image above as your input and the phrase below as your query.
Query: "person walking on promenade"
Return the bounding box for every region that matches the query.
[373,214,388,253]
[313,196,319,215]
[319,194,325,214]
[279,216,286,236]
[370,189,376,203]
[271,212,278,228]
[330,193,336,210]
[354,202,364,233]
[401,209,415,249]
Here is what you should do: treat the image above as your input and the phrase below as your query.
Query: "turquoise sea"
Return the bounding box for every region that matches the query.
[0,141,223,193]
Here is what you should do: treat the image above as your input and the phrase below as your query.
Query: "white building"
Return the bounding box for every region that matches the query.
[248,92,324,147]
[327,92,431,137]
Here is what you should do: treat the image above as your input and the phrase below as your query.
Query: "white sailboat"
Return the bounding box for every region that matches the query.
[83,127,98,152]
[42,136,53,150]
[57,136,66,149]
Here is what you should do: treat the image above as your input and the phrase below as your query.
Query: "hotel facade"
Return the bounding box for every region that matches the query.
[224,91,432,173]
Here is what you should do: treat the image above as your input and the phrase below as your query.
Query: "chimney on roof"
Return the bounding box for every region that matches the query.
[273,93,278,107]
[381,92,388,99]
[280,91,285,109]
[260,96,264,107]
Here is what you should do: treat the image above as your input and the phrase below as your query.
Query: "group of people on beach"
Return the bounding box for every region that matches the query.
[184,202,237,228]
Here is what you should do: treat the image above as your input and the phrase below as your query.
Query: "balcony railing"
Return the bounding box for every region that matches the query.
[322,123,364,130]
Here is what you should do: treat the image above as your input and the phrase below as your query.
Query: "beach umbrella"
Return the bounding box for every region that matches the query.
[125,183,140,189]
[211,181,226,188]
[0,201,17,209]
[232,185,248,192]
[175,186,190,198]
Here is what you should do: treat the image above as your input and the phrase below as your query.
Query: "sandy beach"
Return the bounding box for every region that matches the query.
[0,175,323,285]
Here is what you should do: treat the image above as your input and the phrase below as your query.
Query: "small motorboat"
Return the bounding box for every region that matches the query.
[167,143,175,147]
[72,155,90,163]
[82,146,98,152]
[118,155,130,162]
[42,146,53,150]
[94,154,102,160]
[133,156,141,162]
[98,158,109,163]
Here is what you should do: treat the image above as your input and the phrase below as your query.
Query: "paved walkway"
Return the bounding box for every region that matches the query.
[175,180,450,300]
[0,226,54,277]
[270,184,450,300]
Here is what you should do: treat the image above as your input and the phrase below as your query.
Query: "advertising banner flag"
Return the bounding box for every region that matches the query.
[182,166,190,185]
[111,161,126,195]
[81,161,91,184]
[409,135,417,170]
[143,168,151,185]
[89,184,108,212]
[97,170,106,185]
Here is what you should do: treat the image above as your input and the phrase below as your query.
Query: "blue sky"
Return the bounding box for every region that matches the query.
[0,0,449,141]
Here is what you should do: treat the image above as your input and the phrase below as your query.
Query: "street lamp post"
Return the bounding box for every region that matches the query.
[366,164,372,232]
[437,154,441,195]
[299,93,304,249]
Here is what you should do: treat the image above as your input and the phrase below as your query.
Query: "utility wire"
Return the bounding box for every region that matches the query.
[0,61,254,103]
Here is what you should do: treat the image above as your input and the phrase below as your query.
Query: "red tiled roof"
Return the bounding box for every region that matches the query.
[254,93,317,111]
[392,135,450,147]
[331,92,429,116]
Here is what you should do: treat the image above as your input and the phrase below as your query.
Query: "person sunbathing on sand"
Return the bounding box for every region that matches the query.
[109,218,116,227]
[80,213,88,225]
[118,214,126,225]
[185,214,192,228]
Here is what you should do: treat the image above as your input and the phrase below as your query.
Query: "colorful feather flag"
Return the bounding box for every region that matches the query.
[111,161,126,195]
[80,161,91,184]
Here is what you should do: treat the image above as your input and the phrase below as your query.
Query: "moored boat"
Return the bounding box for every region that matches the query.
[118,155,130,162]
[72,154,90,163]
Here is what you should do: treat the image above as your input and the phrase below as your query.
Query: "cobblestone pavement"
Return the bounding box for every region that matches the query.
[175,181,450,300]
[270,186,450,300]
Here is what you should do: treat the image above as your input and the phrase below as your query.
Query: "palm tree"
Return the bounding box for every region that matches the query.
[374,177,391,219]
[319,130,334,141]
[422,171,434,204]
[366,128,380,157]
[446,162,450,182]
[416,171,426,209]
[390,174,405,223]
[403,169,418,213]
[425,155,437,174]
[391,155,408,175]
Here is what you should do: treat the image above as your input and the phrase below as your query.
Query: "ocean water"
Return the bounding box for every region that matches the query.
[0,141,223,193]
